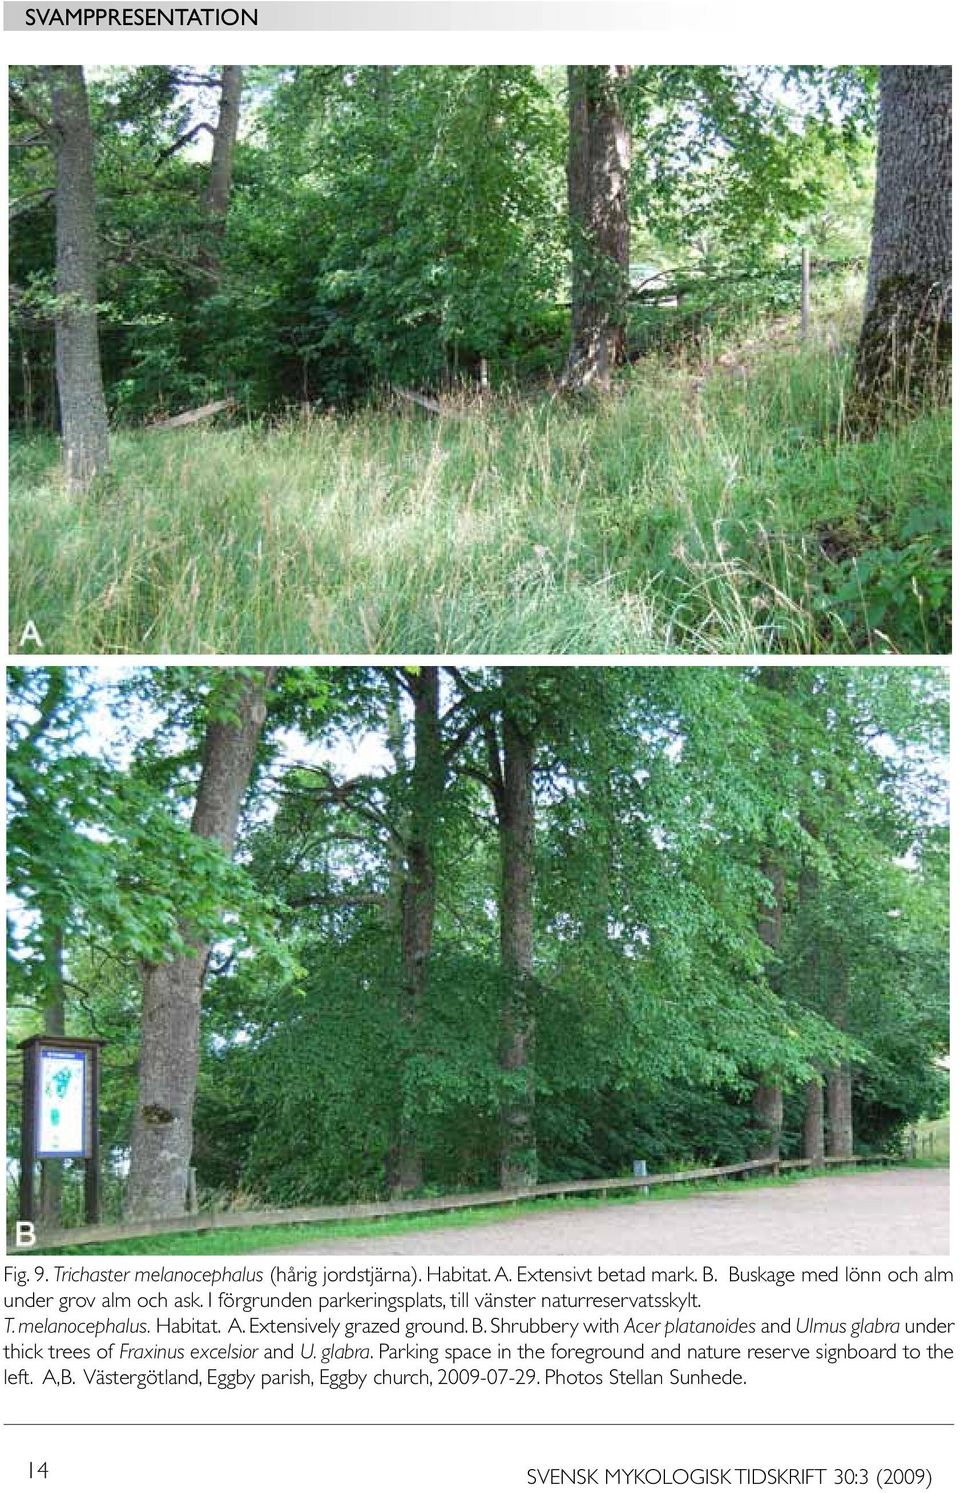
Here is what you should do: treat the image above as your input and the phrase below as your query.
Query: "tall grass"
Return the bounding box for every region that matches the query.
[9,315,950,655]
[904,1116,949,1162]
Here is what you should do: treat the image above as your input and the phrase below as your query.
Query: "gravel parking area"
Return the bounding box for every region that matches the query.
[267,1168,948,1255]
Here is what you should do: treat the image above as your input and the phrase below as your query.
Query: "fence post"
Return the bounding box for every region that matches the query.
[801,247,811,339]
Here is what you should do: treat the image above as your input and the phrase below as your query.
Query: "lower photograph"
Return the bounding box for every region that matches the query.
[5,662,949,1257]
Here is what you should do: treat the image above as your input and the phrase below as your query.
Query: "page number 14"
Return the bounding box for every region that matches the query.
[28,1464,49,1480]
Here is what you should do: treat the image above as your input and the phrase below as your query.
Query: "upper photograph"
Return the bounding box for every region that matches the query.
[8,64,952,657]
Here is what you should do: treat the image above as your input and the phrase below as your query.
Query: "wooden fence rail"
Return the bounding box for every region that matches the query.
[16,1152,894,1252]
[628,252,867,306]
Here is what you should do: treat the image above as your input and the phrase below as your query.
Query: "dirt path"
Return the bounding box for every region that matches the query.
[265,1169,947,1256]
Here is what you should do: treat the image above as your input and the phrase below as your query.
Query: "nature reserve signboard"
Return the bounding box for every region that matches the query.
[18,1033,105,1224]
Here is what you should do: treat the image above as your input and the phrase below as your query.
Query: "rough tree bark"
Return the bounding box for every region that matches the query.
[852,66,952,423]
[751,857,785,1162]
[393,666,443,1195]
[199,65,243,283]
[565,65,632,391]
[374,65,393,116]
[47,66,109,491]
[826,961,854,1158]
[382,675,408,933]
[125,668,274,1222]
[803,1080,825,1165]
[750,1082,784,1164]
[826,1064,854,1157]
[488,670,537,1189]
[798,847,825,1164]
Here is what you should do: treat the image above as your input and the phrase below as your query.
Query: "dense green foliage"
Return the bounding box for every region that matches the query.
[9,64,874,420]
[7,665,948,1225]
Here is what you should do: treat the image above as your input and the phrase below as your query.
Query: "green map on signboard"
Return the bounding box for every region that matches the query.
[38,1049,86,1155]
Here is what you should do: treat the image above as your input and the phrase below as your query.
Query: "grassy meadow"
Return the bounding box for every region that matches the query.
[909,1115,950,1162]
[9,299,951,655]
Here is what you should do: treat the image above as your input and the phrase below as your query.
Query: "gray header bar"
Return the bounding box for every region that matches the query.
[4,1,699,30]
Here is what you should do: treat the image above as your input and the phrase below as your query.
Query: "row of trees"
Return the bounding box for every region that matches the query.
[7,666,948,1226]
[9,65,952,490]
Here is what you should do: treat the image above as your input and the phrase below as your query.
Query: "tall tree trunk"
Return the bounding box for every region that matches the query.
[199,65,243,284]
[826,1064,854,1157]
[803,1079,825,1165]
[751,1083,784,1163]
[757,856,785,952]
[826,962,854,1156]
[852,66,951,423]
[825,942,853,1155]
[382,675,407,934]
[393,666,443,1195]
[494,671,537,1189]
[374,65,393,116]
[797,842,824,1164]
[751,857,785,1161]
[47,66,109,491]
[565,65,632,391]
[125,668,274,1222]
